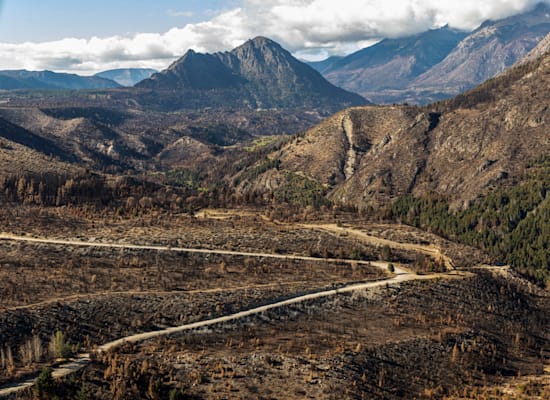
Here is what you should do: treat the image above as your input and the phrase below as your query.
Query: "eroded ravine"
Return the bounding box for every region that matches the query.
[342,114,357,180]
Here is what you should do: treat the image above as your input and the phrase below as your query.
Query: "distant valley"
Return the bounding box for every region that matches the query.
[95,68,157,87]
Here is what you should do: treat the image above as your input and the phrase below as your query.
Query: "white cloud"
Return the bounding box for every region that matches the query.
[0,0,548,74]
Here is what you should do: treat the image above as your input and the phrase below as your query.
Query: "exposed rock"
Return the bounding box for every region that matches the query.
[316,4,550,104]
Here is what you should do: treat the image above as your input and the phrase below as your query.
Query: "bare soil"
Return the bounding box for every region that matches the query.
[0,206,548,399]
[39,272,550,400]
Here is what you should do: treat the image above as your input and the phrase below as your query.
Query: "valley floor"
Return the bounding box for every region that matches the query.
[0,206,548,399]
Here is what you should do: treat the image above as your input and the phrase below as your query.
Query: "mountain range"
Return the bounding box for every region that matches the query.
[0,37,369,170]
[2,3,549,109]
[319,26,467,97]
[1,28,548,180]
[0,70,120,91]
[0,25,548,284]
[0,69,159,91]
[311,2,550,104]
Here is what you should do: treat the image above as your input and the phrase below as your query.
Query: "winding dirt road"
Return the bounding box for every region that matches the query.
[194,209,455,270]
[0,227,459,397]
[0,261,452,397]
[299,223,455,270]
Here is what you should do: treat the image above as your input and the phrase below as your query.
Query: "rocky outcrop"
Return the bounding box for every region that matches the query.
[519,31,550,64]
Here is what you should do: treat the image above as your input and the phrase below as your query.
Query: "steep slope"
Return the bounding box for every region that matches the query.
[312,3,550,104]
[519,31,550,64]
[139,50,246,91]
[323,27,467,98]
[239,51,550,210]
[0,70,120,90]
[411,3,550,98]
[95,68,157,87]
[0,131,83,183]
[136,37,367,112]
[0,105,186,173]
[233,52,550,283]
[0,116,75,162]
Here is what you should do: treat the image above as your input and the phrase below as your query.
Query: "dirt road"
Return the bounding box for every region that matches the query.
[194,209,455,270]
[0,222,460,397]
[299,223,455,270]
[0,264,452,397]
[0,232,391,269]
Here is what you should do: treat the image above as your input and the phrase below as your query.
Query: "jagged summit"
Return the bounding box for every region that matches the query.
[237,36,282,48]
[136,37,367,111]
[145,49,245,90]
[411,2,550,96]
[313,3,550,104]
[319,26,468,97]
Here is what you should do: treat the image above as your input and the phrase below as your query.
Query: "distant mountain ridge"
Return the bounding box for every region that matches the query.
[95,68,157,87]
[137,37,367,112]
[314,2,550,104]
[411,3,550,98]
[0,70,120,90]
[306,56,343,74]
[320,26,467,94]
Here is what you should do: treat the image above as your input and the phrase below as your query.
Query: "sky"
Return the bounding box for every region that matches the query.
[0,0,547,75]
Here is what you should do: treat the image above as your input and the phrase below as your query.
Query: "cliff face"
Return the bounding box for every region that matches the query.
[519,31,550,64]
[323,27,467,94]
[412,4,550,96]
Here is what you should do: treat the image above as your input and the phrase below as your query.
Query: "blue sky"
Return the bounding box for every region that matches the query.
[0,0,547,74]
[0,0,237,42]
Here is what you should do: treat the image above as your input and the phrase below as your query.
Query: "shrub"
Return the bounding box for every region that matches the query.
[48,331,73,359]
[35,367,55,399]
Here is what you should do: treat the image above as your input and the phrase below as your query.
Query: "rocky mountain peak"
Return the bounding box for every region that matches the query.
[135,37,367,111]
[139,49,244,91]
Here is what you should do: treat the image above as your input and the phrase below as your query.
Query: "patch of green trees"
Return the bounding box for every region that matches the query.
[391,158,550,286]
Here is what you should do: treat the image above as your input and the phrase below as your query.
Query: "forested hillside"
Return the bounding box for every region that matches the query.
[392,157,550,286]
